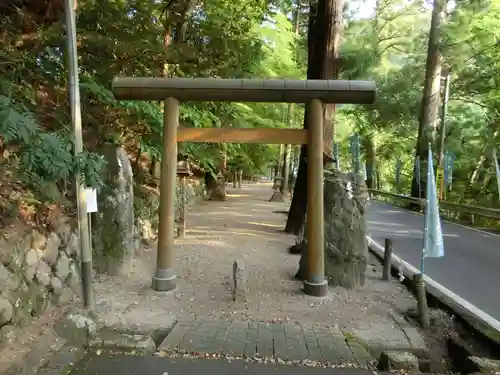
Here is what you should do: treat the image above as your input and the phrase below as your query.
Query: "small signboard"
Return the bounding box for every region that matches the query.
[84,188,98,213]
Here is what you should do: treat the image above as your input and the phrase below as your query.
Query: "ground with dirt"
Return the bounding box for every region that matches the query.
[4,182,491,374]
[91,183,416,333]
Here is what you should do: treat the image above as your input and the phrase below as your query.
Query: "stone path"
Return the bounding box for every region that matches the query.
[158,320,373,366]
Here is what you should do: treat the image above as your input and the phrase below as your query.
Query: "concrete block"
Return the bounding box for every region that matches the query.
[378,351,419,371]
[88,331,156,355]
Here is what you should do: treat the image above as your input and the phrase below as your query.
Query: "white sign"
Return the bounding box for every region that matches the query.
[84,188,98,213]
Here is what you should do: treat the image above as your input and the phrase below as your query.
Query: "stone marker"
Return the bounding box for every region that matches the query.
[296,169,368,288]
[378,351,419,371]
[323,170,368,288]
[94,144,136,276]
[232,260,247,302]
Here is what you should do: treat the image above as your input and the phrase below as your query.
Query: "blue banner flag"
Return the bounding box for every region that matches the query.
[444,151,455,187]
[415,156,421,199]
[494,149,500,202]
[443,153,449,191]
[349,134,361,174]
[395,158,402,192]
[422,147,444,268]
[366,163,373,180]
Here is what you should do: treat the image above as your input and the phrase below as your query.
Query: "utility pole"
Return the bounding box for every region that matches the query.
[64,0,94,309]
[437,68,451,199]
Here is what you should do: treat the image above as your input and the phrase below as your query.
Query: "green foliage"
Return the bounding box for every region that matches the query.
[0,95,106,200]
[133,195,160,229]
[336,0,500,207]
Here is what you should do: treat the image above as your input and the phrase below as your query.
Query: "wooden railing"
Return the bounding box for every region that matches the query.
[369,189,500,222]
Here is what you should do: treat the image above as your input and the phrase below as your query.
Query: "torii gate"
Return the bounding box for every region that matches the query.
[112,77,376,297]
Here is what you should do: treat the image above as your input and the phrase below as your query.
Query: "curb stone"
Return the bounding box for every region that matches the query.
[378,351,419,371]
[88,331,156,355]
[388,311,428,354]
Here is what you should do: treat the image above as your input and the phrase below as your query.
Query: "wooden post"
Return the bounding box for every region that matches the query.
[414,273,430,329]
[383,238,392,281]
[303,99,327,297]
[153,97,178,291]
[233,171,237,188]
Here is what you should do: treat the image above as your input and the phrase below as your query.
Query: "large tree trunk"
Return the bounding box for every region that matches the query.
[411,0,446,199]
[280,6,301,195]
[285,0,344,234]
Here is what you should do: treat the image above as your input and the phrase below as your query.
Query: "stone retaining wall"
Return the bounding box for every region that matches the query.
[0,223,81,339]
[0,177,205,343]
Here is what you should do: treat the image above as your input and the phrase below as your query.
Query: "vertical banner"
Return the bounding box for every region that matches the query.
[333,143,340,170]
[415,156,421,200]
[395,158,402,193]
[421,146,445,273]
[349,134,361,174]
[446,151,455,191]
[494,148,500,202]
[366,163,373,185]
[443,152,449,193]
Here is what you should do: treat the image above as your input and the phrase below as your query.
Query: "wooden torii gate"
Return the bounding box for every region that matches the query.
[112,77,376,297]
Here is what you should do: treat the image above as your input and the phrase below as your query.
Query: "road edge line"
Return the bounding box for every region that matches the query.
[366,235,500,344]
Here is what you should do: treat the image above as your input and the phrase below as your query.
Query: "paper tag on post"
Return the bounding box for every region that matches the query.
[84,188,98,213]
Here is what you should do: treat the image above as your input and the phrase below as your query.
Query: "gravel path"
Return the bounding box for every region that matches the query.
[93,183,415,333]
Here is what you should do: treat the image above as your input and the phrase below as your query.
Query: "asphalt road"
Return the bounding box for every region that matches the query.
[69,353,388,375]
[366,201,500,321]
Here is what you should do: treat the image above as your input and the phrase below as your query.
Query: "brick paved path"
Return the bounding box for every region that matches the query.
[158,320,374,366]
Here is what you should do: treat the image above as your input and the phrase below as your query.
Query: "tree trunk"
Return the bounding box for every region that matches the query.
[285,0,344,234]
[280,6,301,195]
[280,144,291,195]
[411,0,446,199]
